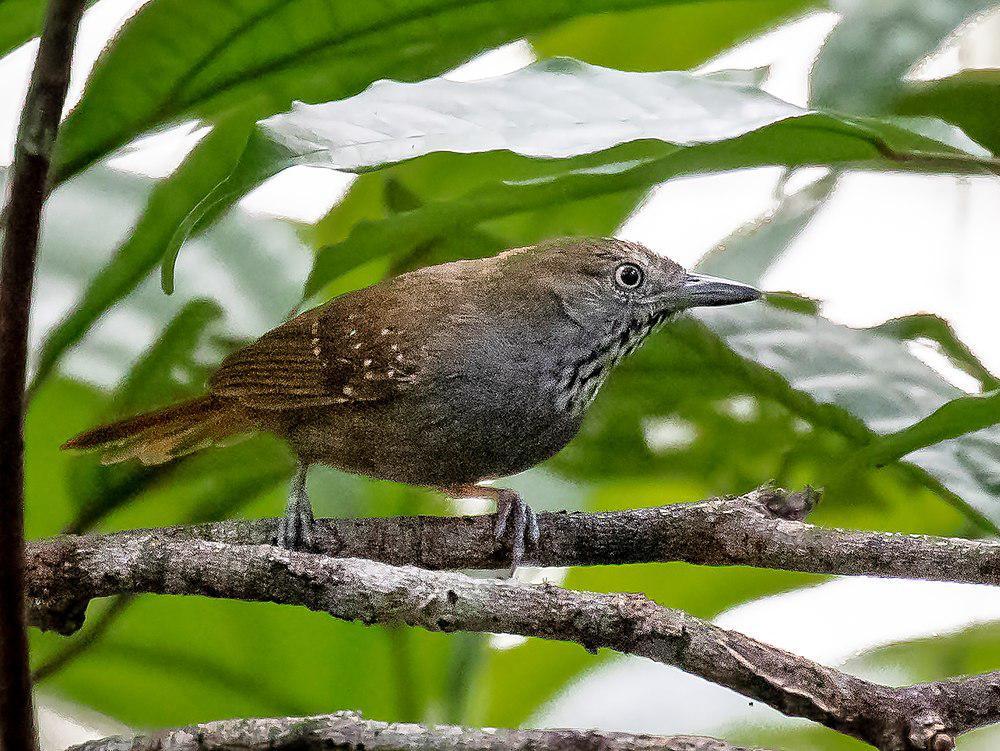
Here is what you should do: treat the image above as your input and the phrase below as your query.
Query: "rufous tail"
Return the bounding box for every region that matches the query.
[61,395,250,466]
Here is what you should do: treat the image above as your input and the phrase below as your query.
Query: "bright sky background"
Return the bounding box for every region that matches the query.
[2,3,1000,747]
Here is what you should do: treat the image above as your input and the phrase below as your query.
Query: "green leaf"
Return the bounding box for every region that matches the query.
[532,0,817,72]
[168,59,992,297]
[695,169,838,283]
[847,621,1000,685]
[823,622,1000,749]
[896,70,1000,155]
[32,596,454,728]
[110,300,225,416]
[0,0,98,59]
[858,390,1000,468]
[166,59,811,274]
[49,0,692,184]
[810,0,994,113]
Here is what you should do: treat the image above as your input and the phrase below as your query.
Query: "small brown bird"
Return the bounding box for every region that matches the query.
[64,238,760,569]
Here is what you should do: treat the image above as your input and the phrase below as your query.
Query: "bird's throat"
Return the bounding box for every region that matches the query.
[557,308,675,416]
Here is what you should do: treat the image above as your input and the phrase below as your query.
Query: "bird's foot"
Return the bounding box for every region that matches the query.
[275,461,315,552]
[494,489,540,576]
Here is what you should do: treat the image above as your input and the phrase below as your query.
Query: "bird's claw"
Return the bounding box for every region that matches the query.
[494,489,540,576]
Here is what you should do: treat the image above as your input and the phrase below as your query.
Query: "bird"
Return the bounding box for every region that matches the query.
[63,237,761,571]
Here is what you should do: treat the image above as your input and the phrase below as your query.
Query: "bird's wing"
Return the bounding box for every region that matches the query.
[209,300,421,411]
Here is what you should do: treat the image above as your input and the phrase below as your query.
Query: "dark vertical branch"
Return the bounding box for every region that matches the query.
[0,2,86,750]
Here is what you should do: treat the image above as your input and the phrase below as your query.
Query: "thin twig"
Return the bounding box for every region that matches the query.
[0,2,85,750]
[24,535,990,750]
[28,486,1000,586]
[66,710,769,751]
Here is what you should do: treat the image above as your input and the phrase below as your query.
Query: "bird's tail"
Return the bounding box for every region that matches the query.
[61,395,250,466]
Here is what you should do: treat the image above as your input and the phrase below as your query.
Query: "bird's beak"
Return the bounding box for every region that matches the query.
[679,273,761,308]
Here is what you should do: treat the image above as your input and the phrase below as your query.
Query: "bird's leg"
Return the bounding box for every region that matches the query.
[276,459,315,551]
[443,484,540,575]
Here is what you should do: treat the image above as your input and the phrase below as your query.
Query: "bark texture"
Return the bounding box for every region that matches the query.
[66,711,768,751]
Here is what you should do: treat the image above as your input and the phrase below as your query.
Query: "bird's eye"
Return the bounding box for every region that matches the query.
[614,262,644,290]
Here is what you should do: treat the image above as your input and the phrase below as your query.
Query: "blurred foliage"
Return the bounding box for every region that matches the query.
[8,0,1000,745]
[809,0,996,113]
[696,169,838,281]
[532,0,816,71]
[31,114,258,391]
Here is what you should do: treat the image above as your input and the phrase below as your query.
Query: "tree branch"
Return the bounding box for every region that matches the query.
[24,534,994,750]
[29,486,1000,586]
[0,2,85,750]
[66,710,768,751]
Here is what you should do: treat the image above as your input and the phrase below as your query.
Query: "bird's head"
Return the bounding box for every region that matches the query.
[504,237,761,336]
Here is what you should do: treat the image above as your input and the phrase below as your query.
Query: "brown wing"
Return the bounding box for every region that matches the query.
[210,295,421,411]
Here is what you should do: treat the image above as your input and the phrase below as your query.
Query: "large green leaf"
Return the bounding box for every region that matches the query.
[234,57,987,181]
[810,0,995,113]
[49,0,688,184]
[896,70,1000,155]
[160,58,992,297]
[250,59,849,170]
[0,0,98,59]
[156,60,802,281]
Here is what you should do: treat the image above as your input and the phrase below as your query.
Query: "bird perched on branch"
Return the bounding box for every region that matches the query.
[63,237,760,571]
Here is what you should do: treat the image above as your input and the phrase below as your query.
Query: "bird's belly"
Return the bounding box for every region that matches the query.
[277,388,580,487]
